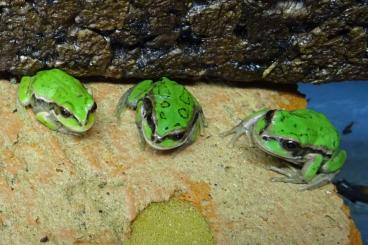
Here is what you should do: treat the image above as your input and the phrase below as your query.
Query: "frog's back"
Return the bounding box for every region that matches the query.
[32,69,93,105]
[31,69,94,120]
[271,109,340,150]
[150,78,196,136]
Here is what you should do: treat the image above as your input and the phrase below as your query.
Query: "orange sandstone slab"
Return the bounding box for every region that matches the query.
[0,80,360,244]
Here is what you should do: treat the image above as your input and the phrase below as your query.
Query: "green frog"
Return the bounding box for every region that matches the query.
[222,109,347,190]
[18,69,97,134]
[116,77,206,150]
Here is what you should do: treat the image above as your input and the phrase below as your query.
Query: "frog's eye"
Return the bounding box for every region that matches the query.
[90,102,97,112]
[262,135,270,141]
[281,140,299,150]
[60,107,72,117]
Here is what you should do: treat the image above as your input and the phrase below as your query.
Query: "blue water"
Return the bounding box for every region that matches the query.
[298,81,368,244]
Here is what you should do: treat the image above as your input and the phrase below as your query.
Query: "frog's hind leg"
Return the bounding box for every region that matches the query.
[18,76,33,105]
[301,150,347,190]
[321,150,347,173]
[115,86,135,121]
[115,80,154,121]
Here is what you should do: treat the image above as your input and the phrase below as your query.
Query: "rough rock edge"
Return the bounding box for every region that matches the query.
[0,0,367,83]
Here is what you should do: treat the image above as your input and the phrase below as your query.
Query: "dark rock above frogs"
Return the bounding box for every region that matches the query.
[1,0,367,83]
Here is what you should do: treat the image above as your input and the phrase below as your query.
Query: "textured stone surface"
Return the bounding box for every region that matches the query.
[127,199,214,244]
[0,1,367,83]
[0,78,361,244]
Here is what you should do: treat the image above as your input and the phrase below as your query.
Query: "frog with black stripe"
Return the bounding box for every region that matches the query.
[116,77,206,150]
[222,109,347,190]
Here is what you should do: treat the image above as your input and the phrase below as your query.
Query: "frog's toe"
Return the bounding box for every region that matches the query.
[271,176,306,184]
[220,125,247,146]
[300,173,337,191]
[219,128,235,138]
[137,133,147,150]
[229,133,244,146]
[198,114,207,136]
[269,165,298,177]
[270,165,306,184]
[200,112,208,128]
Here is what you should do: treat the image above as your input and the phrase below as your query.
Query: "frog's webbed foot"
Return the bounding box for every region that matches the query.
[270,165,306,184]
[300,173,337,191]
[220,121,249,146]
[220,110,267,146]
[270,165,337,190]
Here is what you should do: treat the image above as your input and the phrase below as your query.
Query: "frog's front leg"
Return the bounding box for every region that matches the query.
[220,109,268,146]
[35,111,60,131]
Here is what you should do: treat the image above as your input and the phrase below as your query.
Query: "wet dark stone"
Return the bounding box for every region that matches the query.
[1,0,367,83]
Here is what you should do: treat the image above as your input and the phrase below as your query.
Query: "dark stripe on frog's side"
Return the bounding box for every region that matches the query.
[32,95,87,125]
[261,135,332,159]
[259,110,275,135]
[142,97,157,141]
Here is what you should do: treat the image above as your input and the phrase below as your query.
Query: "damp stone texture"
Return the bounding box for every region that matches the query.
[0,1,367,83]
